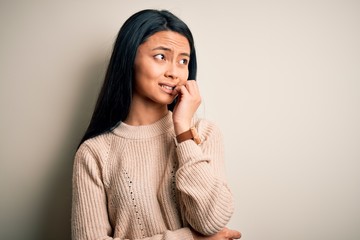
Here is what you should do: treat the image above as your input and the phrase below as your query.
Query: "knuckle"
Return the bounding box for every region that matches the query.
[196,96,201,104]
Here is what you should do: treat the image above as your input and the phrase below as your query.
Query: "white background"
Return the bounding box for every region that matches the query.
[1,0,359,239]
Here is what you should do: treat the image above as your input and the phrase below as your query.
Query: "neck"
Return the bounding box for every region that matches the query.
[124,99,169,126]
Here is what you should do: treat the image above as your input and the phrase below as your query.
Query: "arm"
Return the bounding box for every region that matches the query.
[72,143,113,239]
[72,143,195,240]
[172,81,235,235]
[175,122,234,236]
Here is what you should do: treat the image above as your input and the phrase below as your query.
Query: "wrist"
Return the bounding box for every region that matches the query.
[174,123,190,135]
[176,127,202,145]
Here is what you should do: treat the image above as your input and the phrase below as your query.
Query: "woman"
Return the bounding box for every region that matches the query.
[72,9,241,240]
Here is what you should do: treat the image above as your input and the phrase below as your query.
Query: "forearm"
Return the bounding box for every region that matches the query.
[176,139,234,235]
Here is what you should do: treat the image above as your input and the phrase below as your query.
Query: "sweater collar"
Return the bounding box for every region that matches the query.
[112,111,174,139]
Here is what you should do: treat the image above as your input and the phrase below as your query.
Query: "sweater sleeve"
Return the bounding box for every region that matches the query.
[72,142,195,240]
[175,120,234,236]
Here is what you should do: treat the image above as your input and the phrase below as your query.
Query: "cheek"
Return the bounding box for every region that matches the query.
[145,62,166,80]
[179,78,187,86]
[181,69,189,82]
[134,61,161,83]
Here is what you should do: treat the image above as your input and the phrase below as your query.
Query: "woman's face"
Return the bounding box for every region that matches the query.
[133,30,190,106]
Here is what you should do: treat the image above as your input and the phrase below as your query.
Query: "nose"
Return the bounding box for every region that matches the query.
[164,62,179,80]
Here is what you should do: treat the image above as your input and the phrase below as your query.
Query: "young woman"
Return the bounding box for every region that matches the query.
[72,9,241,240]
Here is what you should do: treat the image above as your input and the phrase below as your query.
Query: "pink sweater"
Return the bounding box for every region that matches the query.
[72,112,234,239]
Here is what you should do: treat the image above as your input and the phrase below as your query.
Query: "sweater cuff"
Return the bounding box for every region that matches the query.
[173,227,194,240]
[176,140,206,167]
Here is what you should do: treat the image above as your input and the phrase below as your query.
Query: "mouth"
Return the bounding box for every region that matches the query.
[160,84,175,90]
[159,83,176,94]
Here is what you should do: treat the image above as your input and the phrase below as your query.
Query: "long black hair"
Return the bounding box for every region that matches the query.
[79,9,197,146]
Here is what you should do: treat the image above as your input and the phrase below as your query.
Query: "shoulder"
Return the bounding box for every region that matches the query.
[75,132,113,166]
[74,132,117,186]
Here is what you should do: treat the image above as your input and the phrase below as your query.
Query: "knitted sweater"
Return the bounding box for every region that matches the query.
[72,112,234,240]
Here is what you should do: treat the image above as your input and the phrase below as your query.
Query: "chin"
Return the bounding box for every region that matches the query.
[160,99,176,106]
[156,95,176,105]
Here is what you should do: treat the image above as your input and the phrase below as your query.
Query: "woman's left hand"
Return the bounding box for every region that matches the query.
[172,80,201,135]
[191,227,242,240]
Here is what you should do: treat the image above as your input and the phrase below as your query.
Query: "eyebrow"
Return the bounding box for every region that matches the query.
[152,46,190,58]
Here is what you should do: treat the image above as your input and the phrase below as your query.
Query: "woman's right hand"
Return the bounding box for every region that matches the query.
[191,227,242,240]
[172,80,202,135]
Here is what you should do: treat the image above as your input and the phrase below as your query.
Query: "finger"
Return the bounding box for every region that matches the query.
[184,82,201,105]
[226,230,241,239]
[171,86,181,97]
[179,84,189,95]
[174,85,190,99]
[185,80,199,95]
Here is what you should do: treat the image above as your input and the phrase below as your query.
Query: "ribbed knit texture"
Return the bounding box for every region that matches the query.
[72,112,234,240]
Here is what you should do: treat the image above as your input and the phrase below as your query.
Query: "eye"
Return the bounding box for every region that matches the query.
[154,54,165,60]
[179,59,189,65]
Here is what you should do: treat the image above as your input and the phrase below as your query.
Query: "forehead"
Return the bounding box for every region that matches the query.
[140,31,190,53]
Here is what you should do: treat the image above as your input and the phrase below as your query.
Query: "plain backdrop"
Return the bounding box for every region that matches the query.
[1,1,359,239]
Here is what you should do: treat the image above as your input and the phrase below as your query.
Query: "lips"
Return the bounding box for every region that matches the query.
[159,83,176,94]
[160,84,175,90]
